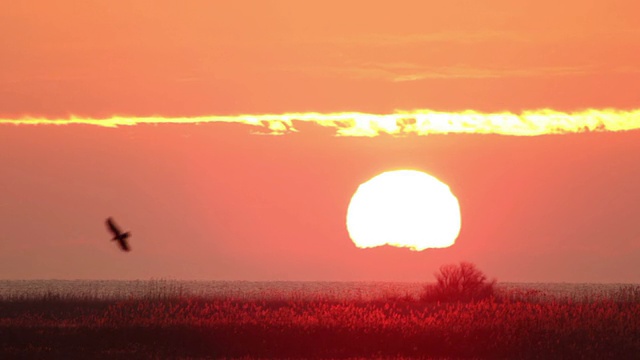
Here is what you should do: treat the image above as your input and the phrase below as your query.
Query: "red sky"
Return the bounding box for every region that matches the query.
[1,1,640,282]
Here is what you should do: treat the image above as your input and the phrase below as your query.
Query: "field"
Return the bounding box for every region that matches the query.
[1,284,640,359]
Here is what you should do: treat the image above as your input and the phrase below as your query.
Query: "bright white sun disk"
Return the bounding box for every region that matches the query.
[346,170,461,251]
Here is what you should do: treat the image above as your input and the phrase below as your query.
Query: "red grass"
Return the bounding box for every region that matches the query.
[1,287,640,358]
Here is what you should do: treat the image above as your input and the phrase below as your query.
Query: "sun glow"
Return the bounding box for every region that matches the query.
[2,108,640,136]
[346,170,461,251]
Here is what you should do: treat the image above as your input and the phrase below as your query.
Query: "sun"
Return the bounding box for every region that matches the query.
[346,170,461,251]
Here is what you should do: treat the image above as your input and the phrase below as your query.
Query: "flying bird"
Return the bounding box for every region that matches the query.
[106,217,131,252]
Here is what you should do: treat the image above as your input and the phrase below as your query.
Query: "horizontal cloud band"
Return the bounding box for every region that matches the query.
[2,109,640,136]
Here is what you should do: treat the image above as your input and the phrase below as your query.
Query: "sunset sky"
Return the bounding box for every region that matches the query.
[2,0,640,282]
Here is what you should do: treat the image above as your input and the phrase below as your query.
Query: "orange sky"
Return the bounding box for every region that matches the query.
[1,1,640,282]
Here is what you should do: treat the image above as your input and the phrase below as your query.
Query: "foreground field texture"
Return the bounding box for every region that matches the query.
[1,287,640,359]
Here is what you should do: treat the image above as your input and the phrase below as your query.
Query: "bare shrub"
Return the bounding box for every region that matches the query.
[421,261,496,302]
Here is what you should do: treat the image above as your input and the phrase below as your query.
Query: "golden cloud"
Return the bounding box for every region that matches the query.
[2,109,640,136]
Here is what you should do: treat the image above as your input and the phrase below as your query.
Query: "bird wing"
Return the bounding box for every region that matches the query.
[117,237,131,252]
[106,217,121,236]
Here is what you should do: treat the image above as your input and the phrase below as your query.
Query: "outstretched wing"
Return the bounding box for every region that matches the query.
[117,237,131,252]
[106,217,121,236]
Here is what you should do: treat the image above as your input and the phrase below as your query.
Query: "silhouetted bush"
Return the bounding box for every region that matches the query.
[421,262,496,302]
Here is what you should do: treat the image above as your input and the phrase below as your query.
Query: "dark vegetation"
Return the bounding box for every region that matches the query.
[2,268,640,359]
[421,261,496,303]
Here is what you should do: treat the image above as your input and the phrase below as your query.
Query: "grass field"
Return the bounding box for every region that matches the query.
[1,286,640,359]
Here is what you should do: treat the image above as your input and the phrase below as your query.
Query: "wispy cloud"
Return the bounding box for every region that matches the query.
[287,28,640,82]
[308,28,640,47]
[290,62,640,82]
[306,31,527,46]
[3,109,640,136]
[326,63,599,82]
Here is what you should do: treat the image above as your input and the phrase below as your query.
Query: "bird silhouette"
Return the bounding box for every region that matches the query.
[106,217,131,252]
